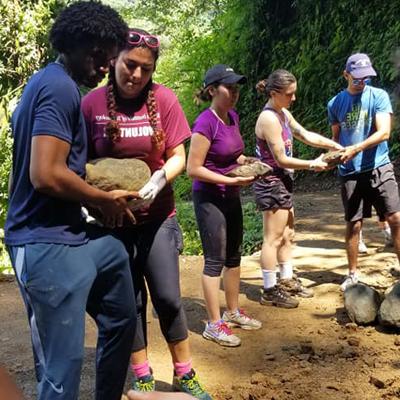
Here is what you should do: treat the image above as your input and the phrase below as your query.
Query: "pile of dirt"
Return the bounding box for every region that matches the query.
[2,189,400,399]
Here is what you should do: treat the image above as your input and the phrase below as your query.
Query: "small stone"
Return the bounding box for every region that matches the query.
[347,336,361,347]
[341,348,359,359]
[326,384,340,391]
[317,329,324,334]
[370,376,385,389]
[298,354,311,362]
[394,337,400,346]
[325,344,344,356]
[299,360,310,368]
[250,372,265,384]
[299,343,315,355]
[345,322,358,331]
[264,353,276,361]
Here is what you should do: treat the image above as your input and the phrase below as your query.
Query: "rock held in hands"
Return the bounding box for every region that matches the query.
[321,149,346,166]
[226,161,272,178]
[86,158,151,192]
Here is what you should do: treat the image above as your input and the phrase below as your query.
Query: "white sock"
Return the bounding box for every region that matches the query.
[262,269,277,289]
[279,262,293,280]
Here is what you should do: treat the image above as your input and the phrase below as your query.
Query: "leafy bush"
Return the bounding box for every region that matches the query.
[242,201,263,255]
[175,200,203,255]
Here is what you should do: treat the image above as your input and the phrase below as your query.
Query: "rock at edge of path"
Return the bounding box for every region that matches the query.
[344,283,381,325]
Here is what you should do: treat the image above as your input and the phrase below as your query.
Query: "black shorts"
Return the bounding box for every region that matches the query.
[253,174,294,211]
[340,163,400,222]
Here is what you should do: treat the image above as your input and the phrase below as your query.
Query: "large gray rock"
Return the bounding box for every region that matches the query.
[226,160,272,178]
[344,283,382,325]
[86,158,150,192]
[379,282,400,328]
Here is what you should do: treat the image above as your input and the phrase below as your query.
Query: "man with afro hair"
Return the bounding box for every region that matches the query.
[5,2,138,400]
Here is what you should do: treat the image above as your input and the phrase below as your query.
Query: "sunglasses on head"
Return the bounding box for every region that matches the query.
[127,31,160,48]
[352,76,371,86]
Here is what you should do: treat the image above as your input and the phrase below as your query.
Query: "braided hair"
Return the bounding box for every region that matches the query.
[105,28,165,149]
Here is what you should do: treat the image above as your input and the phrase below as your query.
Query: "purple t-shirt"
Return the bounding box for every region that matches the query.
[191,108,244,197]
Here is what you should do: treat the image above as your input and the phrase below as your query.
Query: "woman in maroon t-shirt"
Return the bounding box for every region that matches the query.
[82,29,210,399]
[254,69,342,308]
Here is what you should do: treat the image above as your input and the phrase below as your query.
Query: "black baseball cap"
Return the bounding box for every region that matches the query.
[203,64,247,87]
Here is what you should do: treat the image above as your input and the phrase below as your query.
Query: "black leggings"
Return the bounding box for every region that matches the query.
[193,190,243,277]
[115,216,188,352]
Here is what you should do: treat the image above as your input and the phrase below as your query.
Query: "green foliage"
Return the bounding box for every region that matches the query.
[242,201,263,255]
[173,173,193,202]
[175,199,262,256]
[175,201,203,255]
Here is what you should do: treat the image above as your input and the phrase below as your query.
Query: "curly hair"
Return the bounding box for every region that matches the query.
[50,1,128,54]
[256,69,296,98]
[105,28,165,149]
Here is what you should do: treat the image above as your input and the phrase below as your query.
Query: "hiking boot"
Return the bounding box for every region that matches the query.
[278,277,314,298]
[173,369,212,400]
[260,286,299,308]
[222,308,262,330]
[202,320,241,347]
[131,372,156,392]
[340,273,358,292]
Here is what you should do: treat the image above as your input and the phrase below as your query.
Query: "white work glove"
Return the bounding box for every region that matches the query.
[138,169,167,202]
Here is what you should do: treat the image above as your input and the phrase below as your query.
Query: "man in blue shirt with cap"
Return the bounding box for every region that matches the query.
[328,53,400,291]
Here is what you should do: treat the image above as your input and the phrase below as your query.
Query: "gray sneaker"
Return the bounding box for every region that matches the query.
[202,320,241,347]
[222,308,262,330]
[260,286,299,308]
[340,273,358,292]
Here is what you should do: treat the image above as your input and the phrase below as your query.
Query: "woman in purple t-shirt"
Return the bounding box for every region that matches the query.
[82,29,210,399]
[187,64,262,348]
[254,69,342,308]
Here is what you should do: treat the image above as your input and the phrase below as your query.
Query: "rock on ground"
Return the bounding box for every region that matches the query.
[379,282,400,328]
[344,283,382,325]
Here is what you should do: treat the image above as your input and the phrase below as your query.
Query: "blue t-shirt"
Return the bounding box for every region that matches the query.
[327,85,392,176]
[5,63,88,246]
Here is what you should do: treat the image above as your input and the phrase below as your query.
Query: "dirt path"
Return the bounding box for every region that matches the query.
[2,189,400,399]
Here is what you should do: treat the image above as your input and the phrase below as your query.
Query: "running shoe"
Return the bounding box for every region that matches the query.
[384,230,393,247]
[278,277,314,298]
[222,308,262,330]
[173,369,212,400]
[340,273,358,292]
[131,372,155,392]
[358,239,368,254]
[202,320,241,347]
[260,285,299,308]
